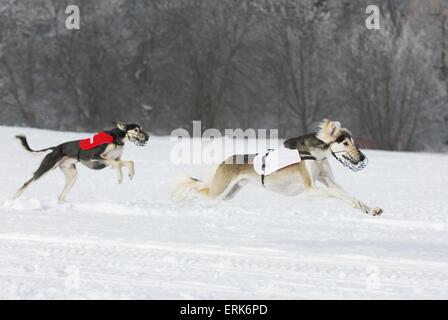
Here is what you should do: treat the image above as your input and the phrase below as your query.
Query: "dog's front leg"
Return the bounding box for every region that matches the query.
[318,176,383,216]
[98,156,124,184]
[100,157,134,183]
[120,160,135,180]
[316,160,383,216]
[115,162,124,184]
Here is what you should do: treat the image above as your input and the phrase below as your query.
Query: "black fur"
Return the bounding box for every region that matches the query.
[284,133,329,151]
[335,131,353,143]
[15,123,149,200]
[16,135,54,153]
[17,128,125,164]
[19,150,64,191]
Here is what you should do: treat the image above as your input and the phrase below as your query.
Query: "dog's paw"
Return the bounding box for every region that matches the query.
[370,207,383,216]
[128,169,135,180]
[128,162,135,180]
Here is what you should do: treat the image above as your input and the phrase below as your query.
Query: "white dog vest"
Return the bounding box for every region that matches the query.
[253,147,302,176]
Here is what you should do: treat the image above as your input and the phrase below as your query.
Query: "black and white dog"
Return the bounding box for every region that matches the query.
[15,122,149,202]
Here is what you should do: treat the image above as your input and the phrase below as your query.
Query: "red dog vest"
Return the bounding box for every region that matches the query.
[79,132,115,150]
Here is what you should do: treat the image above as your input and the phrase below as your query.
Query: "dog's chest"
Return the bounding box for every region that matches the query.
[103,144,124,160]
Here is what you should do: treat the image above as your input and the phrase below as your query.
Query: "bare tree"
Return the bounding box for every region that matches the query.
[340,3,442,150]
[262,0,333,134]
[0,5,38,126]
[0,0,446,149]
[180,0,255,130]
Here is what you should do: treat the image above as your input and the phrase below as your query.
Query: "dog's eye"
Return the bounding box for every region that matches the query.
[343,141,349,146]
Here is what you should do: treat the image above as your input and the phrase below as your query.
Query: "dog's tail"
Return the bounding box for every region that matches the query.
[172,176,209,202]
[16,135,54,154]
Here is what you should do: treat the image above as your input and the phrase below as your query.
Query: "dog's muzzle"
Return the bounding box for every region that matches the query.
[130,133,149,146]
[331,150,368,172]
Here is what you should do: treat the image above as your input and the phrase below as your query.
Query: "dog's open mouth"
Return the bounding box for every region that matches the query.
[333,151,368,172]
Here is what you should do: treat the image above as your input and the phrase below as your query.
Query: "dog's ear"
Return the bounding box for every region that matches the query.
[318,119,342,142]
[284,137,300,149]
[112,121,127,131]
[327,120,341,138]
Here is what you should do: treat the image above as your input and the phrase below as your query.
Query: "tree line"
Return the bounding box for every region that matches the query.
[0,0,446,150]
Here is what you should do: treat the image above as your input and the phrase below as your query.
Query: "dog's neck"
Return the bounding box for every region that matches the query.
[308,145,332,161]
[105,128,127,146]
[284,133,332,161]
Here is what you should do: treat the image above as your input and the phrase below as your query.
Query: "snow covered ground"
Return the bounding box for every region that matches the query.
[0,126,447,299]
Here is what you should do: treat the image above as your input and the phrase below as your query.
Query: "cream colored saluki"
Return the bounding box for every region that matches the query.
[173,119,383,216]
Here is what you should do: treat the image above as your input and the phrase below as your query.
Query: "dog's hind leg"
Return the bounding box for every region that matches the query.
[15,177,35,199]
[206,165,237,200]
[15,151,63,199]
[221,178,248,201]
[58,163,78,203]
[172,166,236,201]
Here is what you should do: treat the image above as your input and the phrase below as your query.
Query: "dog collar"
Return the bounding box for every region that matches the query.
[298,150,316,161]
